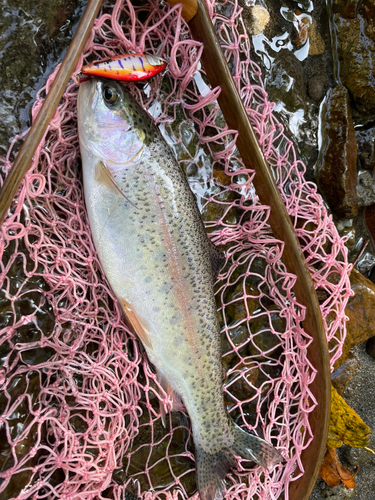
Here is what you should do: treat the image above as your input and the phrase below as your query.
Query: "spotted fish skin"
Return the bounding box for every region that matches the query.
[77,78,283,500]
[81,53,166,81]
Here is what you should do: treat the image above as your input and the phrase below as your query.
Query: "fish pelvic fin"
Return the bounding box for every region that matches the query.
[195,422,283,500]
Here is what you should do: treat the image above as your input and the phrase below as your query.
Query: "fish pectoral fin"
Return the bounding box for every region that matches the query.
[207,238,226,281]
[121,299,152,348]
[96,161,137,209]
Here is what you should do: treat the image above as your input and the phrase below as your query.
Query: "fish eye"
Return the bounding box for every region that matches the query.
[103,85,119,105]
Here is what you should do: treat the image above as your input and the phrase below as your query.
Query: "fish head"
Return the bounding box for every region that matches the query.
[77,77,151,166]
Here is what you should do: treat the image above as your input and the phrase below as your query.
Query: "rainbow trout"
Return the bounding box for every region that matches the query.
[77,78,283,499]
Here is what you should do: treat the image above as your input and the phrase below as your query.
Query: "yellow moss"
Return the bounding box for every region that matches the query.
[327,385,371,448]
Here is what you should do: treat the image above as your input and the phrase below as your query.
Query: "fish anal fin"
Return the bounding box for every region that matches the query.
[96,161,137,208]
[157,372,184,417]
[208,239,226,281]
[231,421,284,469]
[159,400,167,428]
[121,299,152,348]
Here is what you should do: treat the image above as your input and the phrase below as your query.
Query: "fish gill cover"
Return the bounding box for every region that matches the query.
[0,0,351,499]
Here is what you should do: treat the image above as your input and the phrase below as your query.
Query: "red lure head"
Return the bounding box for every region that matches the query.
[81,53,167,81]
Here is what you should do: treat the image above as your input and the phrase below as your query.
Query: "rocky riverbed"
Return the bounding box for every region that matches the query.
[1,0,375,499]
[241,0,375,498]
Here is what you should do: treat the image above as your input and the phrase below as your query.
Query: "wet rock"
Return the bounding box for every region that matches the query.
[248,311,284,359]
[308,74,328,101]
[333,0,362,19]
[225,364,258,400]
[224,282,259,324]
[249,5,270,36]
[308,17,325,56]
[357,171,375,207]
[334,11,375,120]
[265,50,306,112]
[201,188,240,226]
[337,224,356,251]
[331,352,358,395]
[356,127,375,171]
[337,268,375,367]
[221,324,250,366]
[0,0,84,155]
[356,251,375,275]
[365,335,375,359]
[361,0,375,42]
[316,86,358,219]
[365,203,375,250]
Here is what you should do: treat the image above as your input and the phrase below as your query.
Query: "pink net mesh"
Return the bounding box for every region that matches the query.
[0,0,352,499]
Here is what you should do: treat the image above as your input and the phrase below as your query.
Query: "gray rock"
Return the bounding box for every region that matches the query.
[331,353,358,395]
[357,171,375,207]
[356,127,375,171]
[342,444,374,467]
[308,74,328,101]
[318,484,355,499]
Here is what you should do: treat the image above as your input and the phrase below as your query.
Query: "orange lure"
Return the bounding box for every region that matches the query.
[81,53,167,81]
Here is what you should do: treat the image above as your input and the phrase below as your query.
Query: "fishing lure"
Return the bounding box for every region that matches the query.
[81,53,167,81]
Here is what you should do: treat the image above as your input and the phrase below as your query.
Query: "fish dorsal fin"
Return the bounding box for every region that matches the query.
[121,299,152,349]
[95,161,137,209]
[208,239,226,281]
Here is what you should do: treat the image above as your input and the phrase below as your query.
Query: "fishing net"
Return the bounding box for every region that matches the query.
[0,0,352,499]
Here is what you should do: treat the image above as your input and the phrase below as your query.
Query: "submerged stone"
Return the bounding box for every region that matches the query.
[334,3,375,119]
[316,85,358,219]
[265,50,306,113]
[308,74,328,102]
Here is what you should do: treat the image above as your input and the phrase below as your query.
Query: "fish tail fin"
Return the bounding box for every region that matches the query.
[195,422,283,500]
[195,444,236,500]
[231,421,284,469]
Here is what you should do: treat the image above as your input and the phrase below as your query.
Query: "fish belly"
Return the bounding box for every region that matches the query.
[81,140,232,454]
